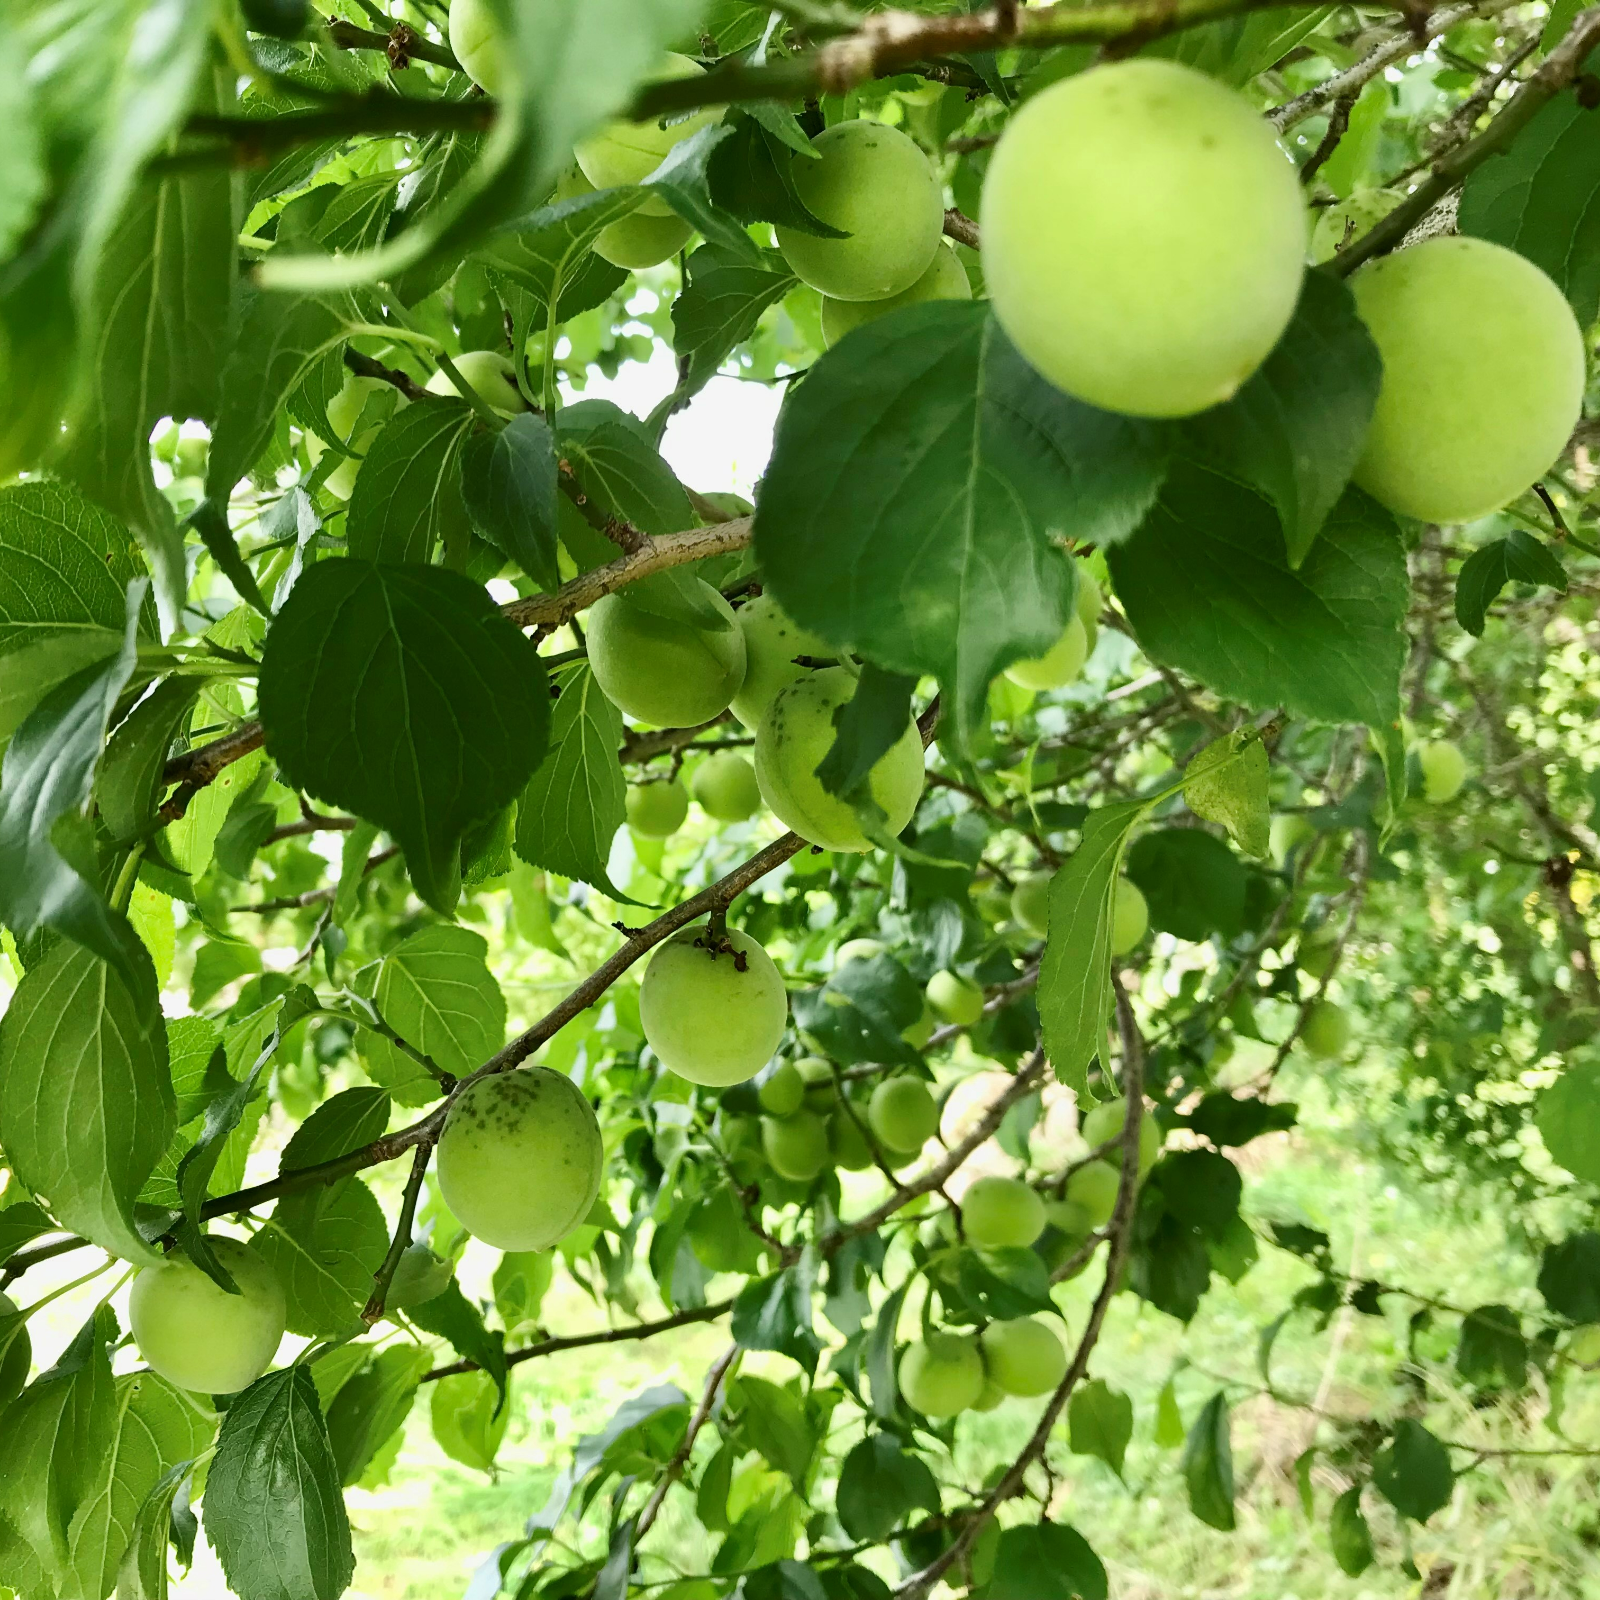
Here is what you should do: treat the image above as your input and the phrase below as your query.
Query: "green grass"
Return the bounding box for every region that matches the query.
[333,1067,1600,1600]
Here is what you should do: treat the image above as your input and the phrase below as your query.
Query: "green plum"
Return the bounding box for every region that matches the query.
[775,120,945,301]
[926,970,983,1027]
[819,243,971,346]
[639,924,789,1086]
[595,209,694,270]
[576,55,720,216]
[828,1106,875,1171]
[961,1175,1046,1250]
[762,1110,831,1181]
[448,0,504,93]
[901,1003,938,1049]
[797,1055,837,1113]
[436,1069,604,1251]
[1003,616,1088,692]
[1418,739,1467,804]
[981,60,1306,417]
[1075,568,1103,656]
[1566,1325,1600,1365]
[899,1331,985,1416]
[980,1316,1067,1397]
[627,779,689,838]
[424,350,526,417]
[730,592,834,730]
[691,751,761,823]
[758,1060,806,1117]
[1080,1099,1160,1175]
[1065,1159,1120,1229]
[129,1237,286,1395]
[755,666,925,852]
[1350,237,1584,523]
[587,584,747,728]
[835,937,886,967]
[1011,872,1051,937]
[304,374,391,499]
[1301,999,1352,1059]
[1310,188,1400,265]
[869,1075,939,1156]
[1110,879,1148,955]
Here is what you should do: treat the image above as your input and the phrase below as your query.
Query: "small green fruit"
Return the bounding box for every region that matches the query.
[980,1316,1068,1397]
[576,55,720,216]
[828,1107,875,1170]
[448,0,505,92]
[1065,1158,1120,1229]
[1079,1099,1160,1175]
[899,1331,985,1416]
[1003,616,1088,692]
[437,1069,604,1251]
[1417,739,1467,804]
[587,585,747,728]
[868,1076,939,1157]
[796,1055,836,1113]
[129,1238,287,1395]
[627,780,689,837]
[835,937,886,967]
[424,350,526,417]
[1110,879,1148,955]
[961,1175,1046,1250]
[1011,872,1051,937]
[762,1109,831,1181]
[926,970,984,1027]
[1301,999,1351,1059]
[640,924,789,1086]
[730,592,835,731]
[1566,1325,1600,1365]
[691,751,761,823]
[901,1003,937,1049]
[820,243,971,347]
[758,1060,806,1117]
[1075,569,1103,656]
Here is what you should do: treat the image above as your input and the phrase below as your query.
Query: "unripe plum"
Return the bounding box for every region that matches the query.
[1350,237,1584,523]
[639,924,789,1086]
[775,120,945,301]
[981,60,1306,417]
[926,970,983,1027]
[758,1060,806,1117]
[305,375,390,500]
[869,1076,939,1156]
[1075,569,1103,657]
[1065,1158,1120,1229]
[577,55,720,217]
[1110,879,1148,956]
[437,1069,604,1251]
[901,1004,937,1050]
[835,937,885,967]
[730,592,834,730]
[762,1110,830,1181]
[1567,1325,1600,1365]
[755,667,925,852]
[594,209,694,271]
[1301,999,1351,1059]
[972,1376,1007,1412]
[961,1175,1046,1250]
[1417,740,1467,804]
[828,1107,874,1171]
[1011,872,1051,937]
[424,350,526,417]
[899,1331,985,1416]
[797,1055,836,1112]
[1310,188,1400,265]
[1080,1099,1160,1175]
[627,779,689,838]
[128,1237,286,1395]
[691,751,761,823]
[448,0,504,93]
[819,243,971,346]
[587,584,747,728]
[1003,615,1088,692]
[980,1315,1067,1397]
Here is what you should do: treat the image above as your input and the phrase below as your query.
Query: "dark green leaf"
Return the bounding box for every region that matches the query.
[642,122,761,264]
[115,1458,198,1600]
[259,559,550,913]
[1152,1151,1242,1240]
[1539,1231,1600,1322]
[816,665,917,802]
[1126,828,1249,942]
[733,1375,816,1491]
[204,1366,355,1600]
[346,397,477,566]
[98,676,203,843]
[558,399,695,537]
[708,111,845,237]
[835,1434,941,1542]
[411,1281,508,1415]
[1067,1378,1134,1478]
[1181,1391,1235,1530]
[1183,271,1380,567]
[977,1524,1107,1600]
[1328,1485,1374,1575]
[865,1281,909,1419]
[1108,468,1409,727]
[1187,1093,1297,1148]
[1456,1304,1527,1390]
[279,1086,391,1177]
[479,186,635,325]
[661,243,796,415]
[461,411,561,589]
[755,303,1169,746]
[733,1258,823,1376]
[1129,1212,1213,1322]
[1454,529,1568,637]
[0,1199,53,1266]
[1371,1418,1453,1522]
[324,1344,432,1486]
[790,954,923,1068]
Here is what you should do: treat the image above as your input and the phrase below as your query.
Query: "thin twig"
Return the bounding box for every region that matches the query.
[635,1343,740,1538]
[362,1144,434,1324]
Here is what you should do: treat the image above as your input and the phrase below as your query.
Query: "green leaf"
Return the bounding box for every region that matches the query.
[734,1375,816,1492]
[865,1281,909,1419]
[479,185,638,321]
[1147,4,1333,84]
[642,123,762,265]
[0,1199,54,1266]
[323,1344,433,1487]
[514,663,628,896]
[1181,1391,1236,1531]
[67,1371,214,1600]
[1154,1378,1185,1448]
[460,411,561,590]
[346,397,477,566]
[1183,730,1271,858]
[834,1434,940,1542]
[1460,90,1600,323]
[1539,1230,1600,1322]
[0,939,173,1265]
[204,1366,355,1600]
[279,1086,392,1176]
[1328,1485,1374,1576]
[558,398,696,537]
[756,304,1169,746]
[1038,799,1147,1099]
[0,18,45,261]
[1109,467,1408,728]
[1182,272,1380,567]
[255,1179,390,1339]
[816,665,917,803]
[1126,829,1249,943]
[0,1308,117,1579]
[430,1369,511,1473]
[1130,1212,1214,1322]
[98,677,202,843]
[708,111,844,238]
[1454,529,1568,637]
[660,243,796,417]
[976,1524,1107,1600]
[1371,1418,1454,1523]
[1537,1056,1600,1183]
[410,1281,508,1414]
[1153,1151,1243,1240]
[114,1459,196,1600]
[258,559,551,913]
[1187,1093,1297,1148]
[790,955,923,1069]
[733,1258,824,1376]
[1456,1304,1527,1391]
[1067,1378,1134,1478]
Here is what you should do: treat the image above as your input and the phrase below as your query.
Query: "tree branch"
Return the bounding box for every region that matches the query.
[326,17,461,71]
[361,1143,433,1324]
[635,1343,740,1538]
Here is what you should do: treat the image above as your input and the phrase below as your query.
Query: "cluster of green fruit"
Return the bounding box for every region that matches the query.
[901,1314,1068,1415]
